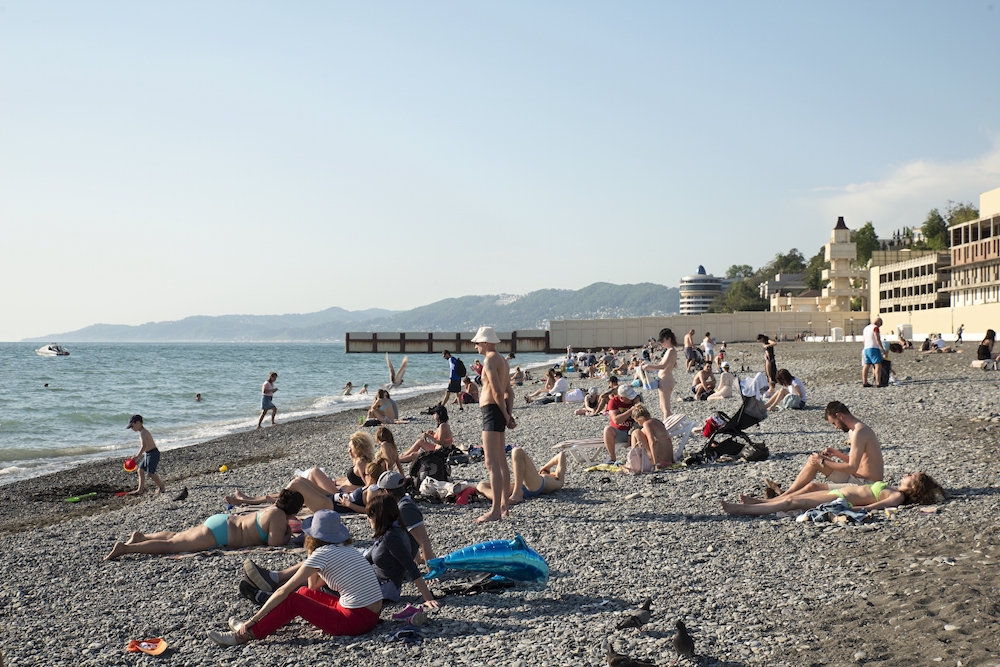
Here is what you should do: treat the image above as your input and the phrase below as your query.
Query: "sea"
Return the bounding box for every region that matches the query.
[0,342,558,486]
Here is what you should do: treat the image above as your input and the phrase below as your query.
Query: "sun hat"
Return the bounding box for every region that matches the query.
[589,387,598,395]
[471,326,501,344]
[300,510,351,544]
[618,385,638,400]
[375,471,407,491]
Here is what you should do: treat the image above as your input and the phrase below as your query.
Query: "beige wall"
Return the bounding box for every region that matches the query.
[981,186,1000,218]
[876,303,1000,341]
[549,312,862,349]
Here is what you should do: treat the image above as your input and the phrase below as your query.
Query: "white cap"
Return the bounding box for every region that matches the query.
[618,385,638,400]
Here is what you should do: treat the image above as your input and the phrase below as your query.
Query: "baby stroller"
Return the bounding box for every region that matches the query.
[689,390,768,464]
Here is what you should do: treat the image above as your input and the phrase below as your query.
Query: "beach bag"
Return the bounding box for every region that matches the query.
[702,413,726,437]
[408,449,451,485]
[564,388,585,403]
[739,442,769,462]
[622,445,653,474]
[705,437,744,458]
[640,369,659,391]
[454,358,467,378]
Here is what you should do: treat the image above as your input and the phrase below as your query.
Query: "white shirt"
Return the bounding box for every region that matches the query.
[550,378,569,395]
[262,381,275,396]
[790,377,806,402]
[303,544,382,609]
[862,324,882,350]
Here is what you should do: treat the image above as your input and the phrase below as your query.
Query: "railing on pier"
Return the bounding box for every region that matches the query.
[344,330,550,354]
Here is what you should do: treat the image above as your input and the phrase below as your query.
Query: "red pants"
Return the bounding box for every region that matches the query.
[251,587,379,638]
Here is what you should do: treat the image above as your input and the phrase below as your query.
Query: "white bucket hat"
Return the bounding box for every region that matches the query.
[471,326,501,344]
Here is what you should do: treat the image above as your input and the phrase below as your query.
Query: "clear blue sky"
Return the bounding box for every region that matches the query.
[3,2,999,340]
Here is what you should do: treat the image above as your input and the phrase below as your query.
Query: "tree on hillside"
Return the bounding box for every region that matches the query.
[945,201,979,227]
[921,209,948,250]
[707,281,769,313]
[852,222,879,265]
[751,249,807,285]
[725,264,754,280]
[803,246,827,291]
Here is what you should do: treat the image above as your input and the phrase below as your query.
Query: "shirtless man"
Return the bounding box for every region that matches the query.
[257,372,278,429]
[766,401,884,499]
[126,415,165,495]
[477,449,567,505]
[631,405,673,468]
[683,329,697,372]
[641,328,677,419]
[473,326,515,523]
[691,362,716,400]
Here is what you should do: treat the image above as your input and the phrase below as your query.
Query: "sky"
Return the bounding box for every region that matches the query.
[3,2,1000,341]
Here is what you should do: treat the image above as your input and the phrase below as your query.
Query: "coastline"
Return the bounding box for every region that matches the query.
[2,343,997,666]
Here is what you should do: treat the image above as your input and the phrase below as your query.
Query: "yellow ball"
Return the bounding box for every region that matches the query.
[219,465,229,473]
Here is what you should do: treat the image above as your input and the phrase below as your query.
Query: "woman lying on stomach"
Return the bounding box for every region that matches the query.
[105,490,303,561]
[721,472,944,516]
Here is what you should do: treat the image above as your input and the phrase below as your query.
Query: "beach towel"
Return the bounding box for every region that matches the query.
[741,373,769,398]
[795,498,870,524]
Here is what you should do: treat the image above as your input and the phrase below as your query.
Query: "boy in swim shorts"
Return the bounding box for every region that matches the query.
[126,415,165,495]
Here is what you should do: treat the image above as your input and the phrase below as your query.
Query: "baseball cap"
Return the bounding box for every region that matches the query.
[618,385,638,400]
[375,471,406,491]
[127,415,143,428]
[721,361,730,369]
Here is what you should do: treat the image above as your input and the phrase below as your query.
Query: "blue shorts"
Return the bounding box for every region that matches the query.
[863,348,883,366]
[261,395,276,411]
[203,513,229,546]
[139,449,160,475]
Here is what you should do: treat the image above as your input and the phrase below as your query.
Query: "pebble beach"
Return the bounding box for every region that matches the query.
[1,342,998,667]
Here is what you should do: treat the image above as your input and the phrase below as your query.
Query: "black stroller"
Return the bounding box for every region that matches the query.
[689,391,769,463]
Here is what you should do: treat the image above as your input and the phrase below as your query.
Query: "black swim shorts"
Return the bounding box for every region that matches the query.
[447,378,462,393]
[481,403,506,432]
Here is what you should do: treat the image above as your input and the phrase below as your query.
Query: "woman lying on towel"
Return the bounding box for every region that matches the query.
[105,490,304,560]
[721,472,944,516]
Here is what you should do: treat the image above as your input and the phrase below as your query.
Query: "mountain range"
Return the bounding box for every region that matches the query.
[25,283,680,342]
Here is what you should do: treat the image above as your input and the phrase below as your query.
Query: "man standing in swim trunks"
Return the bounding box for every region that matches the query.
[766,401,883,499]
[257,372,278,429]
[861,318,887,387]
[683,329,697,372]
[472,326,515,523]
[126,415,165,495]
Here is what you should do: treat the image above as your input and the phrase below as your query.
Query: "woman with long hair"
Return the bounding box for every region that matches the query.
[365,495,440,608]
[641,328,678,419]
[721,472,944,516]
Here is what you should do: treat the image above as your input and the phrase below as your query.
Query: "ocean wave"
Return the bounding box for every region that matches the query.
[0,444,124,463]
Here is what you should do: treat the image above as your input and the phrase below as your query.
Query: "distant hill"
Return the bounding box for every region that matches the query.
[26,283,679,342]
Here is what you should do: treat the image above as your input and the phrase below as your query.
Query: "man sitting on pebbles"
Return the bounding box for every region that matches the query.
[602,385,639,464]
[761,401,883,500]
[477,448,567,505]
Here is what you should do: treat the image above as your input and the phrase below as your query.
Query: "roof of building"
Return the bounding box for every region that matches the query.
[834,216,849,230]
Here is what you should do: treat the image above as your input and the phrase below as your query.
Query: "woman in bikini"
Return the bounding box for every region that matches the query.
[399,406,454,464]
[641,328,678,419]
[105,490,303,560]
[476,449,567,505]
[721,472,944,516]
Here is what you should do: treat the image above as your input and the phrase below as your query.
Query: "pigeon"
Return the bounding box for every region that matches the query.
[382,353,409,390]
[616,597,652,630]
[672,620,695,665]
[603,638,658,667]
[172,486,188,501]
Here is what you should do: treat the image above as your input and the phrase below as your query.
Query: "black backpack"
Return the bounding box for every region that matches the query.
[408,449,451,485]
[454,358,467,378]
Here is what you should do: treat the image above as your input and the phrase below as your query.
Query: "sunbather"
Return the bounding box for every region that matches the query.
[105,490,303,560]
[631,405,673,468]
[399,406,453,463]
[722,472,943,516]
[707,362,737,400]
[477,448,566,505]
[764,369,806,411]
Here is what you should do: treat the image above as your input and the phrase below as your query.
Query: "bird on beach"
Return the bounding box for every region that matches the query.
[616,597,652,630]
[383,353,408,390]
[172,486,188,501]
[602,638,658,667]
[672,620,695,665]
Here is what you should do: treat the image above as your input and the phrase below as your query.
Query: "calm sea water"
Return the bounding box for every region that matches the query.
[0,342,556,485]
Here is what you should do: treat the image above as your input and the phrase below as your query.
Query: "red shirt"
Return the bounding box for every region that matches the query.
[607,396,633,431]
